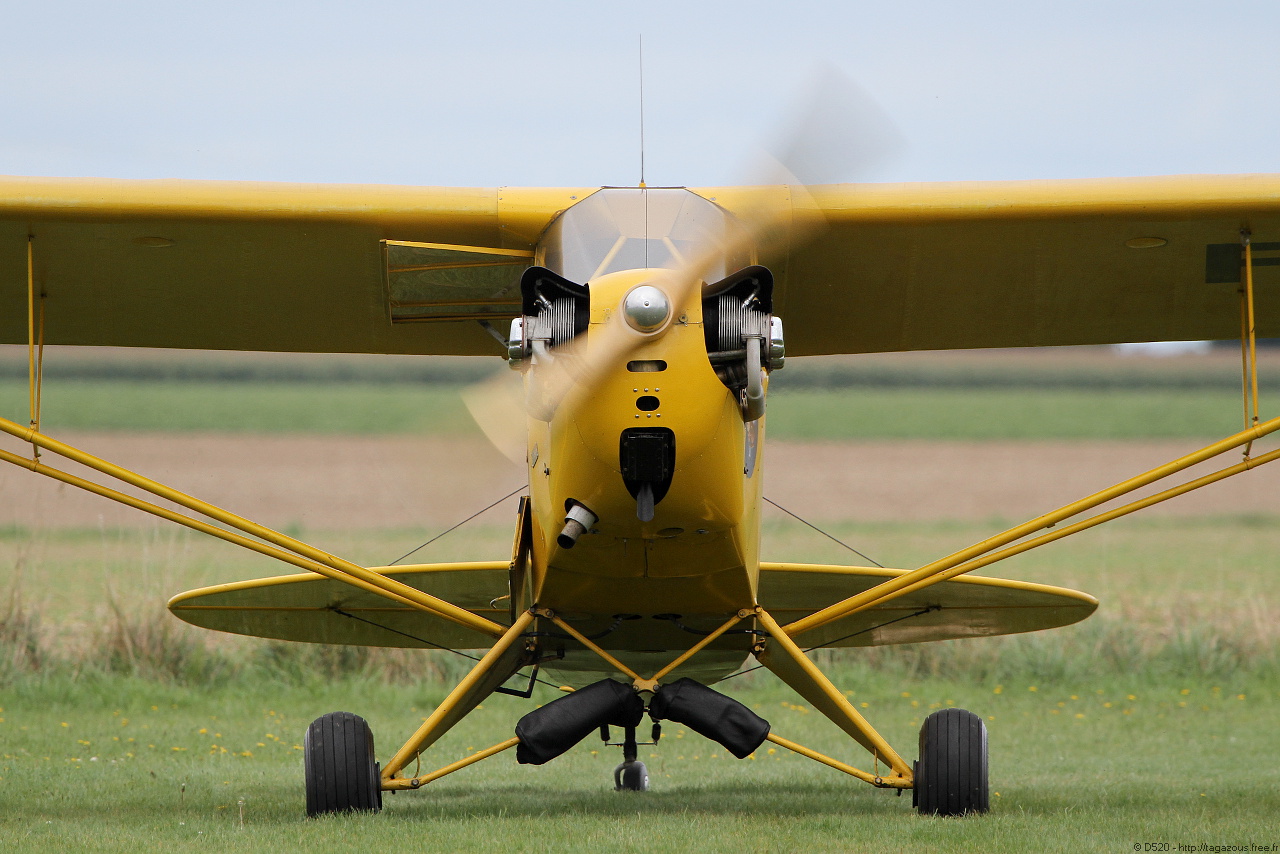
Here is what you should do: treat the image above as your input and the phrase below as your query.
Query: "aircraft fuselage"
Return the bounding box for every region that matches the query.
[526,268,765,622]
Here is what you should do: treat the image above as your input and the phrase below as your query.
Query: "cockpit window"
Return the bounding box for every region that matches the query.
[539,188,748,283]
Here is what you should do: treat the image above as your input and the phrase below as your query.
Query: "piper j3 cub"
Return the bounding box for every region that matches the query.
[2,173,1279,817]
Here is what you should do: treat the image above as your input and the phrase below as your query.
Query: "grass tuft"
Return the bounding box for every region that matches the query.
[94,594,233,685]
[247,641,479,688]
[794,603,1279,686]
[0,584,44,677]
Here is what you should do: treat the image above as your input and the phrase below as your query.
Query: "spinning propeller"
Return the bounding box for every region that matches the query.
[464,67,903,464]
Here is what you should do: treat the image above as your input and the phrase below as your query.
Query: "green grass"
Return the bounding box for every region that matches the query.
[3,343,1276,439]
[0,669,1275,852]
[0,379,480,435]
[0,379,1268,439]
[1,518,1275,851]
[7,343,1275,390]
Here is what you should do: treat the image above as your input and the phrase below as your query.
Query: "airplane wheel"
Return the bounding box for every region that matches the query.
[304,711,383,816]
[914,708,988,816]
[614,760,649,791]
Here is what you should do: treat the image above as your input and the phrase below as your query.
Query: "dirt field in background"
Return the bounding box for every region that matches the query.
[3,432,1278,531]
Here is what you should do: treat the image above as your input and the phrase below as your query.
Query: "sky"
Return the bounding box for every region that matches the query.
[1,1,1277,189]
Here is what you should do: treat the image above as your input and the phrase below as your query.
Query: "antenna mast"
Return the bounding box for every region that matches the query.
[639,34,646,188]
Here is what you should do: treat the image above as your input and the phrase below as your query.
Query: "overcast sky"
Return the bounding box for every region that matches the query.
[2,1,1277,189]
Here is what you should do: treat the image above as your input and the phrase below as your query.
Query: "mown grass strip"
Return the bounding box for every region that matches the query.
[5,344,1279,391]
[0,379,1266,439]
[0,380,478,435]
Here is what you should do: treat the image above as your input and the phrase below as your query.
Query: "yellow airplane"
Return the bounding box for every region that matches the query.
[2,172,1278,816]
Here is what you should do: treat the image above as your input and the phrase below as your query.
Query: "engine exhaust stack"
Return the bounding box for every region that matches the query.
[557,502,598,549]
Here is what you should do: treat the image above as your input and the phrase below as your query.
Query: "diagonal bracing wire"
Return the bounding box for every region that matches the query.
[763,496,883,567]
[388,483,528,566]
[368,484,567,692]
[331,607,566,692]
[708,604,939,686]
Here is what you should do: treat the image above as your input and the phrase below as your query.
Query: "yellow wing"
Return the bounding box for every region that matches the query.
[0,177,587,355]
[758,562,1097,647]
[710,173,1280,354]
[5,173,1280,356]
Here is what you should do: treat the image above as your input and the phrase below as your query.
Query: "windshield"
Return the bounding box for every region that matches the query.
[539,188,748,284]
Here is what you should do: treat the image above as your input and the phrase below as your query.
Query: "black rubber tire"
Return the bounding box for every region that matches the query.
[304,711,383,816]
[914,708,988,816]
[614,760,649,791]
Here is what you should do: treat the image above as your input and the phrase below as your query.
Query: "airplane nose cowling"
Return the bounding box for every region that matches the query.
[532,268,754,583]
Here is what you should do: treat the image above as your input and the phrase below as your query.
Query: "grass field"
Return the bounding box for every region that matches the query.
[2,344,1276,440]
[1,669,1276,853]
[0,379,1269,440]
[2,346,1278,850]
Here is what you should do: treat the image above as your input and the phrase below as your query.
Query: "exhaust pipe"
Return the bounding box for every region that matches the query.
[557,502,598,549]
[741,335,766,422]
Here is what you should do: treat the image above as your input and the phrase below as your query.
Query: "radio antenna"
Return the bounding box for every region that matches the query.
[640,34,648,266]
[638,34,646,189]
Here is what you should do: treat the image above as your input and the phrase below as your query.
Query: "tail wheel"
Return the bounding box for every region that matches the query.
[614,760,649,791]
[914,708,989,816]
[304,711,383,816]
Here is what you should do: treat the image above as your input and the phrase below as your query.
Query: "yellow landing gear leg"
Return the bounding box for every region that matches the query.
[753,609,912,783]
[304,610,536,816]
[380,610,538,790]
[754,608,988,815]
